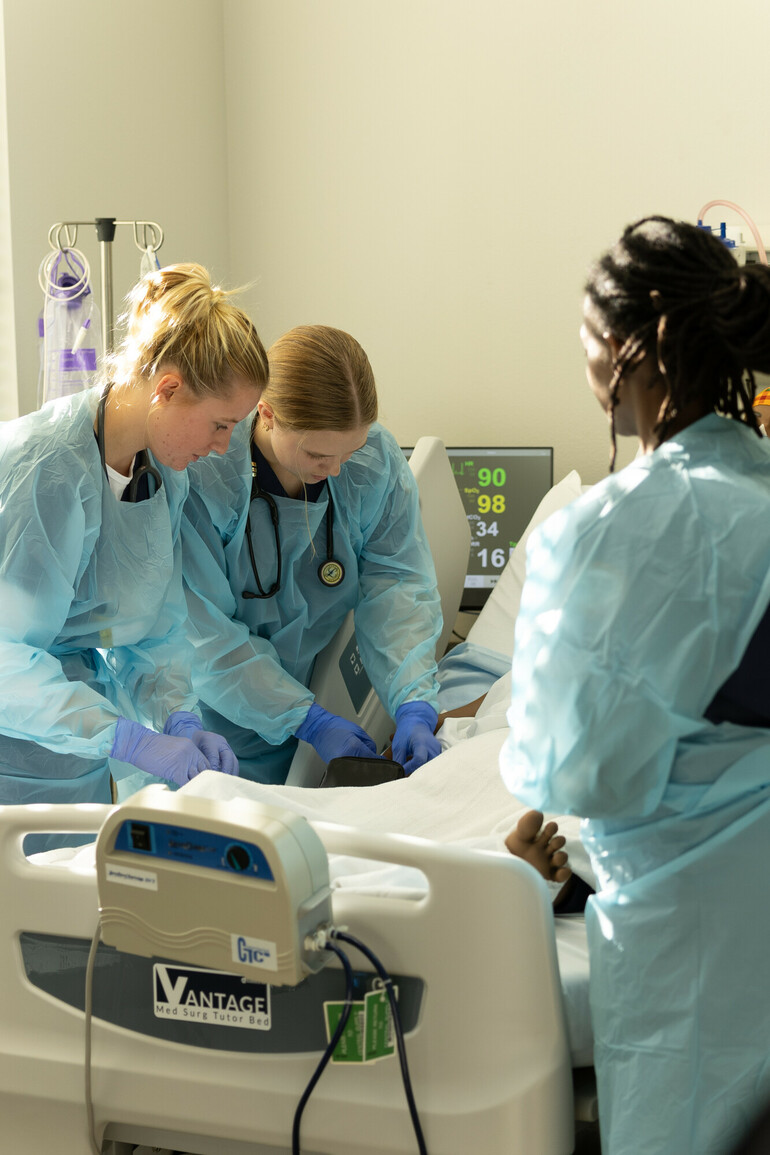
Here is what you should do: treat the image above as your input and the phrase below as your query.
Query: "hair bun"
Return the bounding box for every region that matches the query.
[106,262,269,398]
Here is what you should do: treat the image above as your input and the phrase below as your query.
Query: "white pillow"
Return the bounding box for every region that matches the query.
[464,469,584,660]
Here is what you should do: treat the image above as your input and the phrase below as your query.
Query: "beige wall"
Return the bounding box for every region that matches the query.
[222,0,770,484]
[0,0,18,420]
[3,0,230,416]
[4,0,769,484]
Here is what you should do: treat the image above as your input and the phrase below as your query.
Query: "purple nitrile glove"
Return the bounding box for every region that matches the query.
[295,702,379,764]
[391,701,440,775]
[111,716,210,787]
[164,710,239,775]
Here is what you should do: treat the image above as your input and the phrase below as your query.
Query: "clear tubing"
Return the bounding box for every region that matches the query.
[697,200,768,265]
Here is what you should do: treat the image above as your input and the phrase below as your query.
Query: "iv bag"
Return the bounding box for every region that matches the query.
[140,245,161,278]
[38,249,102,408]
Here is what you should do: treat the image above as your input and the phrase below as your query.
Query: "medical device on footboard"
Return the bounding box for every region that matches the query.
[96,785,333,986]
[92,785,426,1154]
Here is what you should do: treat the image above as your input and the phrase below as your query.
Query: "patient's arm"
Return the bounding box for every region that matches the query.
[435,693,487,732]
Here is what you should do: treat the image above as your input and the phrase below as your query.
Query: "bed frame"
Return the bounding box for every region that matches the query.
[0,801,577,1155]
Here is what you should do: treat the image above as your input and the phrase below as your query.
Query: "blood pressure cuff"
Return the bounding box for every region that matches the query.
[320,756,406,788]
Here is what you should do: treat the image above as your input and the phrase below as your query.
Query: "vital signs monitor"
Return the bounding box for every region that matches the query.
[404,446,553,611]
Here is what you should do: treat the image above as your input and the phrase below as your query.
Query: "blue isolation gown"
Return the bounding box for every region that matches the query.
[179,420,442,783]
[500,414,770,1155]
[0,388,199,836]
[436,641,513,711]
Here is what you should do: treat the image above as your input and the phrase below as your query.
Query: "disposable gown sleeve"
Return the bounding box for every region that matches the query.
[0,453,120,757]
[436,641,513,711]
[352,442,442,717]
[500,482,758,821]
[181,489,315,744]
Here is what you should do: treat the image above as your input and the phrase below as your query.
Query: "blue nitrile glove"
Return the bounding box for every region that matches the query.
[295,703,379,763]
[163,710,239,776]
[391,702,441,775]
[111,716,210,787]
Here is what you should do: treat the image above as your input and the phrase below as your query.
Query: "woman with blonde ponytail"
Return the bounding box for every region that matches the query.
[0,263,268,844]
[181,324,443,784]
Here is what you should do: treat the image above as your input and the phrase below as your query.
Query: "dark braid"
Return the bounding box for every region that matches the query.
[585,216,770,470]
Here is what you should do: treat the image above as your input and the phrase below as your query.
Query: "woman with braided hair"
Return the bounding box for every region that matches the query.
[500,217,770,1154]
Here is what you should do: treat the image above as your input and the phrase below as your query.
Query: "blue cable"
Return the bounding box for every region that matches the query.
[331,928,428,1155]
[292,941,355,1155]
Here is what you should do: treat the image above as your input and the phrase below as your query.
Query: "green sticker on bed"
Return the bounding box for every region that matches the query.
[364,987,396,1061]
[324,1000,366,1063]
[324,985,397,1064]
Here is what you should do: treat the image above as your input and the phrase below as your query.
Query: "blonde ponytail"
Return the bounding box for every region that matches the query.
[108,262,269,397]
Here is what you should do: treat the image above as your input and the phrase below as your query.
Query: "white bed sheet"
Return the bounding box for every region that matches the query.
[182,715,595,1068]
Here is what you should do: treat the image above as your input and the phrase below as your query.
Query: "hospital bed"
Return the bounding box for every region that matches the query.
[287,436,471,788]
[0,784,596,1155]
[0,467,599,1154]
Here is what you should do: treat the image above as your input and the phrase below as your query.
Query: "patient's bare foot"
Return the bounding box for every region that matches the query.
[505,810,572,885]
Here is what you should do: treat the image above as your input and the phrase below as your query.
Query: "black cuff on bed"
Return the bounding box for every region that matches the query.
[555,872,595,915]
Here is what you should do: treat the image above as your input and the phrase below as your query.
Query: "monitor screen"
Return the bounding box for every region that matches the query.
[404,446,554,612]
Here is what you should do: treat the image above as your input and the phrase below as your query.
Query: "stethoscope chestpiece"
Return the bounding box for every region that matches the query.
[317,559,345,588]
[244,440,347,597]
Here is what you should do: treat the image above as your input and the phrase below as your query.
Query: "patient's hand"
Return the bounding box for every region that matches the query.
[382,693,488,762]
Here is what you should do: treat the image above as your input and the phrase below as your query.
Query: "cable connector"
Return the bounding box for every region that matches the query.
[304,922,344,952]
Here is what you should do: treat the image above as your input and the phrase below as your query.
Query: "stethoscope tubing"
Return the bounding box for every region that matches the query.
[96,385,162,502]
[242,449,345,600]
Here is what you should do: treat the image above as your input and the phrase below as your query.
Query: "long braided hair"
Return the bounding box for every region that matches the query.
[585,217,770,469]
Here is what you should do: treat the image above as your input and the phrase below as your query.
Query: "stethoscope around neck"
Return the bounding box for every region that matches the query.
[242,440,346,600]
[96,384,163,502]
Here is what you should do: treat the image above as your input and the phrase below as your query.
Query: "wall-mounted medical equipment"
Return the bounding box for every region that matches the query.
[95,783,333,986]
[697,200,768,266]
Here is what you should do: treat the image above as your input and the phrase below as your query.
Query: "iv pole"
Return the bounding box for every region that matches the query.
[46,217,164,352]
